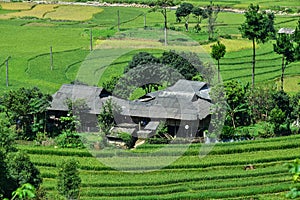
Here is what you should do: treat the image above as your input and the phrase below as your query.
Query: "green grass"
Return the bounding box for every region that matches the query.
[17,134,300,199]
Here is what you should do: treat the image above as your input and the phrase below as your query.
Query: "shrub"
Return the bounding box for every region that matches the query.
[220,126,235,141]
[258,122,275,138]
[55,131,84,148]
[118,132,136,149]
[57,159,81,200]
[235,126,253,140]
[285,158,300,199]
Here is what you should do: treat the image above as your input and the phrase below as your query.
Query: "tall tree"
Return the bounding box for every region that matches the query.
[151,0,175,46]
[192,7,208,33]
[239,4,275,88]
[206,0,220,40]
[211,41,226,82]
[273,33,295,91]
[175,3,194,31]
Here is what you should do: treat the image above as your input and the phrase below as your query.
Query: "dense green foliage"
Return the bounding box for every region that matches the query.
[98,98,120,134]
[286,159,300,199]
[220,80,299,141]
[0,87,52,139]
[55,131,84,149]
[57,159,81,200]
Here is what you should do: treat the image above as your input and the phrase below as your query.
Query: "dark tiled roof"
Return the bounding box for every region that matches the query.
[49,84,107,114]
[50,80,212,121]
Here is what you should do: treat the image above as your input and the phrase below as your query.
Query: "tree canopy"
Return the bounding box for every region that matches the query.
[273,33,295,90]
[211,41,226,82]
[239,4,275,87]
[0,87,52,139]
[175,3,194,31]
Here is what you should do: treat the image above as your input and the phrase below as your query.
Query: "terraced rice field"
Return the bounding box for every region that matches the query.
[18,134,300,199]
[0,5,299,94]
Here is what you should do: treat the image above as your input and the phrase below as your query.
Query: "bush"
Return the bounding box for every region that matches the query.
[258,122,275,138]
[291,126,299,134]
[55,131,84,149]
[57,159,81,200]
[118,132,136,149]
[235,127,254,140]
[220,126,235,141]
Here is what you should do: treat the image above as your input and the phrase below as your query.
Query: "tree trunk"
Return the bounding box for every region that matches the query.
[163,8,168,46]
[231,112,236,129]
[252,38,256,88]
[217,59,220,83]
[281,54,285,91]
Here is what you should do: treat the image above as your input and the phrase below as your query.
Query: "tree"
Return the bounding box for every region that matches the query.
[175,3,194,31]
[1,87,52,139]
[206,0,220,40]
[269,90,292,135]
[0,113,16,154]
[294,19,300,61]
[57,159,81,200]
[151,0,175,46]
[211,41,226,82]
[273,33,295,91]
[98,98,121,134]
[192,7,208,33]
[6,151,42,191]
[248,84,276,123]
[290,92,300,127]
[224,80,251,128]
[239,4,275,88]
[102,75,121,93]
[160,50,201,80]
[64,98,90,132]
[0,150,10,198]
[125,52,160,73]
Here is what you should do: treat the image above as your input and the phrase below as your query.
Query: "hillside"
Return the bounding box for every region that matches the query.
[18,134,300,199]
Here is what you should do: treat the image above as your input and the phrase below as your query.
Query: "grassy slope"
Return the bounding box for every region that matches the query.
[0,5,299,95]
[18,134,300,199]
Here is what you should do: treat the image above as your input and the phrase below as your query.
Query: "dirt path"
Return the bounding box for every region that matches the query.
[33,1,300,16]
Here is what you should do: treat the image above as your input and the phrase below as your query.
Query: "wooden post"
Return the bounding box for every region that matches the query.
[90,28,93,51]
[164,27,167,46]
[117,10,120,32]
[50,46,53,71]
[144,13,146,29]
[5,57,10,87]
